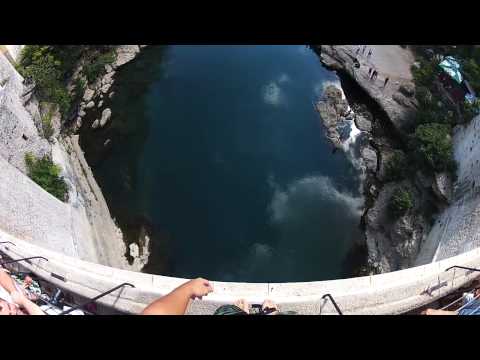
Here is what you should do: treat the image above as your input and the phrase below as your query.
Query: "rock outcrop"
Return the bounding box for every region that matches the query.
[365,181,428,273]
[316,45,418,134]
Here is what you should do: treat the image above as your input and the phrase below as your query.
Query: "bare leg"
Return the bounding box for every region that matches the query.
[262,299,279,315]
[234,299,250,314]
[422,308,458,315]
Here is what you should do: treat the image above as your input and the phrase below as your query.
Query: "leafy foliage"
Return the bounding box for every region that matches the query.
[18,45,115,119]
[411,58,440,87]
[41,104,55,140]
[389,188,414,217]
[25,153,68,201]
[384,151,409,182]
[83,51,116,84]
[18,46,72,116]
[412,123,455,173]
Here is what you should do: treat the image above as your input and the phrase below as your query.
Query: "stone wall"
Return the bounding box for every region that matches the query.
[0,53,50,173]
[2,230,480,314]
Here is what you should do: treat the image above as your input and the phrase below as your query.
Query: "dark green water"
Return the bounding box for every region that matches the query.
[80,45,364,282]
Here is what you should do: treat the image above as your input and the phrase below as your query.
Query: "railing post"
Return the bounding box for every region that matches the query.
[321,294,343,315]
[0,256,48,267]
[58,283,135,315]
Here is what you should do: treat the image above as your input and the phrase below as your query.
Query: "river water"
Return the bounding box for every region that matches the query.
[80,45,365,282]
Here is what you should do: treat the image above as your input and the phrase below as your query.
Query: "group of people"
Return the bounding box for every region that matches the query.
[0,267,282,315]
[354,45,390,89]
[355,45,373,59]
[2,261,479,315]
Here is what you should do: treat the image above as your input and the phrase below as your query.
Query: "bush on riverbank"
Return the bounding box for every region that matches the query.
[389,188,414,217]
[18,46,72,116]
[412,123,455,173]
[40,104,55,141]
[83,51,116,84]
[18,45,116,121]
[384,151,409,182]
[25,153,68,202]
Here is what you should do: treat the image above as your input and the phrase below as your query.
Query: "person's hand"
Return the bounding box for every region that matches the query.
[0,300,20,315]
[186,278,213,300]
[10,291,27,307]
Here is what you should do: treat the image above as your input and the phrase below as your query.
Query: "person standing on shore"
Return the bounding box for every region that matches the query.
[384,77,390,88]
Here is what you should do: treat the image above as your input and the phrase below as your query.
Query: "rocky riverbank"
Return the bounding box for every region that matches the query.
[313,45,453,274]
[65,45,150,269]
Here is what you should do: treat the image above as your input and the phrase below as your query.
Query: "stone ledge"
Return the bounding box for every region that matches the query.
[1,229,479,315]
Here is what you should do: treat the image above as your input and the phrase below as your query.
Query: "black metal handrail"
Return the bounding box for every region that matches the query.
[445,266,480,273]
[0,241,16,246]
[0,256,48,267]
[58,283,135,315]
[321,294,343,315]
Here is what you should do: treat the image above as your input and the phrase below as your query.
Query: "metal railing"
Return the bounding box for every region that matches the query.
[321,294,343,315]
[0,256,48,267]
[445,265,480,273]
[58,283,135,315]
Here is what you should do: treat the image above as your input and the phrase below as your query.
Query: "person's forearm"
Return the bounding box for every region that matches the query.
[18,298,45,315]
[0,269,18,293]
[142,282,193,315]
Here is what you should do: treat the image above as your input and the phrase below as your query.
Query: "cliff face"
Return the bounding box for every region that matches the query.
[0,46,145,270]
[416,114,480,264]
[315,45,480,272]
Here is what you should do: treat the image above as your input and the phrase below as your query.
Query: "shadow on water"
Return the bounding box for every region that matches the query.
[80,46,172,272]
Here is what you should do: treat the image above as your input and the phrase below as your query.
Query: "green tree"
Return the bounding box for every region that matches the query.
[413,123,455,172]
[25,153,68,202]
[384,151,409,182]
[389,188,414,217]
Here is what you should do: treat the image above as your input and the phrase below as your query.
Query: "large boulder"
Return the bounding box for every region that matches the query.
[432,172,453,203]
[101,83,112,94]
[361,146,378,172]
[316,85,350,148]
[82,88,95,102]
[355,114,372,132]
[102,71,115,85]
[99,108,112,127]
[114,45,141,68]
[398,82,415,98]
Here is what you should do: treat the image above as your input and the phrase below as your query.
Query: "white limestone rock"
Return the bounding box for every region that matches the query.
[99,108,112,127]
[82,88,95,102]
[101,83,111,94]
[114,45,140,68]
[129,243,139,258]
[355,114,372,132]
[432,172,453,204]
[361,147,378,172]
